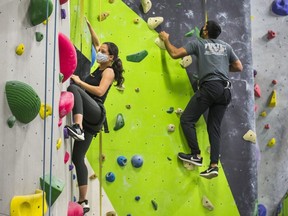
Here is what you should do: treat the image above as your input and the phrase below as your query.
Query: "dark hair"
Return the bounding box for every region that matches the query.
[103,42,125,87]
[206,20,221,39]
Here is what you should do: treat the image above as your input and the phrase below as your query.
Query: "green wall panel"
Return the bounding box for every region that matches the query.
[70,0,239,215]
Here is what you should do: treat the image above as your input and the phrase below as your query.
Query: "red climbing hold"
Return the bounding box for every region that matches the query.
[267,30,276,40]
[254,84,261,97]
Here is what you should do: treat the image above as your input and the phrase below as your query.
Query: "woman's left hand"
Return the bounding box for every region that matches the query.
[71,75,82,85]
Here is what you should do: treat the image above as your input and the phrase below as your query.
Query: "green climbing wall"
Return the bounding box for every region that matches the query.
[70,1,240,215]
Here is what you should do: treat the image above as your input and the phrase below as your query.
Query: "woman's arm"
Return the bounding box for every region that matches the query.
[85,17,100,51]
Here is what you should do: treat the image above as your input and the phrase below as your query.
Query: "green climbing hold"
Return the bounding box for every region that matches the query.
[28,0,53,26]
[35,32,44,42]
[5,81,41,124]
[126,50,148,62]
[40,174,65,206]
[7,116,16,128]
[185,29,195,37]
[113,113,124,131]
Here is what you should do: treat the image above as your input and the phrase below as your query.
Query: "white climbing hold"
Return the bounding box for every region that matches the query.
[243,130,256,143]
[202,196,214,211]
[183,161,195,170]
[147,17,164,29]
[167,124,175,132]
[141,0,152,13]
[154,37,166,50]
[180,55,193,68]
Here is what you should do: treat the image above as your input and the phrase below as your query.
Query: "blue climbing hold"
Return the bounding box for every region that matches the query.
[91,45,96,67]
[131,155,143,168]
[106,172,116,182]
[258,204,267,216]
[272,0,288,16]
[117,156,127,166]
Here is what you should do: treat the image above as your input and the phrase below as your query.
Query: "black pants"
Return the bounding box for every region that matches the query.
[67,84,103,186]
[180,80,231,164]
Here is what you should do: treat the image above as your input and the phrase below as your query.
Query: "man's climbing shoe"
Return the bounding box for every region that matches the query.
[65,124,85,141]
[200,166,219,179]
[178,152,203,166]
[78,199,90,214]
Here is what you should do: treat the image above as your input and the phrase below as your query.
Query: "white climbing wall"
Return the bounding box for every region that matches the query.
[251,0,288,215]
[0,0,72,215]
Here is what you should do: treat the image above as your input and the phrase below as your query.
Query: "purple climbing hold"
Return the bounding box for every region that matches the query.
[258,204,267,216]
[272,0,288,16]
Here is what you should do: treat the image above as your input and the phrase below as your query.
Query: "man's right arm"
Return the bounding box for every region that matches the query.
[159,31,188,59]
[229,59,243,72]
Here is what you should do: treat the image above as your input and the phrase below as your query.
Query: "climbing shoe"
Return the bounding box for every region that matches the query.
[65,124,85,141]
[78,199,90,214]
[200,166,219,179]
[178,152,203,166]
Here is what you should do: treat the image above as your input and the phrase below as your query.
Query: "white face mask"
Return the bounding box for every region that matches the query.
[96,52,109,63]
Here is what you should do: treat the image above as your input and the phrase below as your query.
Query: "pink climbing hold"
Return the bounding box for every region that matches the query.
[60,0,69,5]
[64,151,70,164]
[264,124,270,129]
[254,84,261,97]
[58,91,74,127]
[67,201,83,216]
[267,30,276,40]
[272,79,277,85]
[58,33,77,83]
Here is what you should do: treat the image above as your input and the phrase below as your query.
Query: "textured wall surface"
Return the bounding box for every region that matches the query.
[251,1,288,215]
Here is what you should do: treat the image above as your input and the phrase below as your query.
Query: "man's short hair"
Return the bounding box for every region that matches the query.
[206,20,221,39]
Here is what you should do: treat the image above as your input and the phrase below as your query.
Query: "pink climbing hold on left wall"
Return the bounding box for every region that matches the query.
[60,0,69,5]
[58,33,77,83]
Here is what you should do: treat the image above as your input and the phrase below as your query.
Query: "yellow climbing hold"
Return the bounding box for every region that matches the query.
[260,111,267,117]
[15,43,25,55]
[269,90,277,107]
[56,138,62,150]
[267,138,276,147]
[39,103,53,119]
[10,189,48,216]
[243,130,257,143]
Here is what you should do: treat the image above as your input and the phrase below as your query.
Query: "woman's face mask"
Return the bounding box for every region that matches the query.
[96,52,109,63]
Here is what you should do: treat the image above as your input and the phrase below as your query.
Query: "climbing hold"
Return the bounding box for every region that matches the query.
[64,151,70,164]
[108,0,115,3]
[202,196,214,211]
[116,84,125,91]
[89,174,97,180]
[113,113,124,131]
[59,33,77,83]
[180,55,192,68]
[166,107,174,114]
[167,124,175,132]
[154,37,166,50]
[40,174,65,206]
[133,18,140,24]
[269,90,277,107]
[15,43,25,55]
[39,103,52,119]
[272,0,288,16]
[59,73,64,83]
[267,138,276,147]
[185,29,195,37]
[126,104,131,109]
[59,0,68,5]
[253,69,257,77]
[91,45,96,67]
[135,196,141,201]
[258,204,267,216]
[135,87,140,92]
[141,0,152,13]
[254,84,261,97]
[117,155,128,166]
[131,155,144,168]
[272,79,277,85]
[69,164,74,171]
[105,172,116,182]
[59,91,74,119]
[5,81,41,124]
[7,116,16,128]
[35,32,44,42]
[243,130,256,143]
[106,211,117,216]
[63,127,69,139]
[56,138,62,150]
[73,174,76,180]
[28,0,53,26]
[126,50,148,62]
[151,200,158,210]
[97,12,110,21]
[67,201,83,216]
[147,17,164,29]
[61,9,66,19]
[267,30,276,40]
[260,111,267,117]
[264,124,270,129]
[175,108,183,115]
[10,189,48,216]
[183,161,195,170]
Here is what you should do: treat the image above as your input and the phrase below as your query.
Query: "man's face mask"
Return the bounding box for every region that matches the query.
[96,52,109,63]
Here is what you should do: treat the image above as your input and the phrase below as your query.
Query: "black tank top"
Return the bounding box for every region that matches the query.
[84,67,112,103]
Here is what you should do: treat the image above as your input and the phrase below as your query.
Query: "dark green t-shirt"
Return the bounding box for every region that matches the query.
[183,38,239,84]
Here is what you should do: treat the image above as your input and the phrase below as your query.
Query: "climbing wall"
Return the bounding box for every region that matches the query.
[0,0,72,215]
[69,0,257,215]
[251,0,288,215]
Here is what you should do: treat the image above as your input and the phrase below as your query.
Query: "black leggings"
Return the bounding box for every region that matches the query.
[67,84,102,186]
